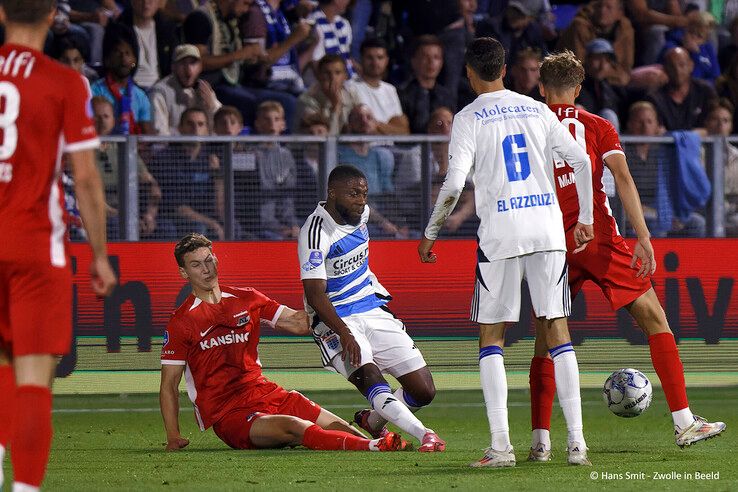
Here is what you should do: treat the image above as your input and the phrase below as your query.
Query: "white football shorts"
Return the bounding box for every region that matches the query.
[312,306,427,379]
[471,250,570,323]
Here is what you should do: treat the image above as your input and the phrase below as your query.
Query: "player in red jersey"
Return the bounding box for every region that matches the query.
[0,1,117,490]
[523,51,725,462]
[159,233,406,453]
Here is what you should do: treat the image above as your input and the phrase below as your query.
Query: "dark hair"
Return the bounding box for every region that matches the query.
[360,37,387,56]
[179,107,208,127]
[706,97,735,117]
[102,22,139,67]
[174,233,212,267]
[464,37,506,82]
[299,112,331,132]
[317,54,347,74]
[411,35,443,58]
[1,0,56,24]
[328,165,366,185]
[214,105,244,126]
[52,34,90,63]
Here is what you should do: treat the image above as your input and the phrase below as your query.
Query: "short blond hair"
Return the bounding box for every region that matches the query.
[539,50,585,90]
[256,100,285,119]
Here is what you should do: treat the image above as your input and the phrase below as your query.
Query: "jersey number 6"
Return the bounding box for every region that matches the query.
[502,133,530,182]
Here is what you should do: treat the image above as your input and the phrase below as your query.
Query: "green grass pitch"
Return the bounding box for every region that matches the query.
[4,386,735,491]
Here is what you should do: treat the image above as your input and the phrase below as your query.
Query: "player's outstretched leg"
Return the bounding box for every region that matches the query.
[0,357,16,488]
[528,323,555,462]
[354,367,444,452]
[10,355,57,492]
[543,318,591,466]
[249,415,407,451]
[472,323,515,468]
[349,365,435,449]
[627,290,726,447]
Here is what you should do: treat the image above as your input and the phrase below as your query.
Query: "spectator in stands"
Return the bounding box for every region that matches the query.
[716,54,738,131]
[50,0,94,62]
[53,35,99,81]
[91,96,168,240]
[398,35,454,134]
[184,0,296,130]
[337,105,406,237]
[703,99,738,236]
[577,40,625,131]
[475,1,548,67]
[625,100,706,237]
[163,0,206,24]
[149,44,223,135]
[294,113,328,219]
[626,0,688,65]
[296,54,361,135]
[350,38,409,135]
[556,0,634,86]
[118,0,180,90]
[307,0,355,79]
[239,0,313,95]
[251,101,301,240]
[69,0,122,66]
[428,106,454,177]
[506,47,543,101]
[91,23,154,134]
[212,106,260,237]
[153,108,227,239]
[646,47,717,130]
[718,16,738,70]
[660,11,721,85]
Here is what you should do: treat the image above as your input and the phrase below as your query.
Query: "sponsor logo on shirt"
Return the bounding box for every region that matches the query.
[199,330,250,351]
[331,248,367,276]
[302,250,324,272]
[474,104,540,121]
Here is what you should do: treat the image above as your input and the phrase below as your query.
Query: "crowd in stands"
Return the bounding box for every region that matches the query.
[15,0,738,239]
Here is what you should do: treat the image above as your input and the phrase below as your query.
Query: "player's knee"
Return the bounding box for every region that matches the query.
[405,381,436,407]
[286,417,312,440]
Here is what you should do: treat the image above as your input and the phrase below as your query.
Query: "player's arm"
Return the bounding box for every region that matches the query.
[604,152,656,277]
[159,363,189,451]
[68,149,117,296]
[274,306,310,336]
[419,115,475,262]
[302,279,362,367]
[548,111,595,250]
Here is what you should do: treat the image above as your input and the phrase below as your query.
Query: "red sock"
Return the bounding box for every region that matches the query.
[11,386,53,487]
[301,424,370,451]
[649,332,689,411]
[0,366,15,448]
[529,356,556,430]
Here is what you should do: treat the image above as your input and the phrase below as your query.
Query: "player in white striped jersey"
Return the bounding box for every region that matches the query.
[418,38,595,467]
[299,165,445,452]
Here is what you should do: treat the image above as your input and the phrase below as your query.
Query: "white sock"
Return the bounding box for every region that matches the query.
[368,387,421,431]
[13,483,40,492]
[0,444,4,487]
[367,383,427,441]
[479,346,511,451]
[531,429,551,450]
[672,408,694,429]
[550,343,585,448]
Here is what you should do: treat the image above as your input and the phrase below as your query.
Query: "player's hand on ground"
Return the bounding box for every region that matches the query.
[571,223,594,254]
[631,237,656,278]
[90,256,117,297]
[418,237,437,263]
[340,332,361,368]
[165,436,190,451]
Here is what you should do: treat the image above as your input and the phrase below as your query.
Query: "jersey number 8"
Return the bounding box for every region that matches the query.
[0,81,20,182]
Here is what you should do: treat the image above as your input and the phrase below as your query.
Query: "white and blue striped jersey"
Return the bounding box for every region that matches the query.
[298,202,390,320]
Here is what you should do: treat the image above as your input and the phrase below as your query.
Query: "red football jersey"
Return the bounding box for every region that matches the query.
[0,44,99,267]
[161,286,283,430]
[549,104,624,236]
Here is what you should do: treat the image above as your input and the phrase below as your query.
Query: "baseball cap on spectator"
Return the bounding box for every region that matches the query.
[586,38,616,60]
[173,44,201,63]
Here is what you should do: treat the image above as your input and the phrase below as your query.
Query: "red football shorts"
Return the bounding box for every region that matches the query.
[0,260,72,356]
[213,378,323,450]
[566,228,652,310]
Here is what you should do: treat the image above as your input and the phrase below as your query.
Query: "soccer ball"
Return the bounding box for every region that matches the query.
[602,368,653,418]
